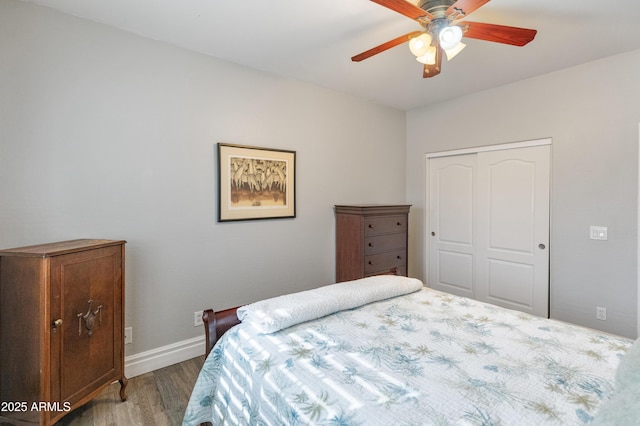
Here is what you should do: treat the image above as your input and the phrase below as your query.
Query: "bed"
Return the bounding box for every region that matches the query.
[183,275,639,426]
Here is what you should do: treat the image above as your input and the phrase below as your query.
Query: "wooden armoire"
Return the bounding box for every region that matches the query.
[0,239,127,425]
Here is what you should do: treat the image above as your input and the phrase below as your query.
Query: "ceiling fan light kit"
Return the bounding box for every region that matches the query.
[352,0,537,78]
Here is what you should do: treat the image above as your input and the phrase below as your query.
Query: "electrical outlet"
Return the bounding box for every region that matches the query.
[194,310,203,327]
[596,307,607,321]
[124,327,133,344]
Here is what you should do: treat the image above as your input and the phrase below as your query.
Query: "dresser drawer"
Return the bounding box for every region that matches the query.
[365,233,406,254]
[364,250,406,274]
[365,265,406,278]
[364,215,407,236]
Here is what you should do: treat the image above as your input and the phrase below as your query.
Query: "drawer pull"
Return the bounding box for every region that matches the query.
[397,222,402,226]
[77,299,103,337]
[368,224,374,229]
[368,243,373,247]
[368,261,373,265]
[397,255,402,260]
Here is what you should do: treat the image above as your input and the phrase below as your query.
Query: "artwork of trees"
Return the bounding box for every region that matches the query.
[229,156,288,207]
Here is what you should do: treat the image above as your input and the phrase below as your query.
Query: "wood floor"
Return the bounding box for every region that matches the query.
[56,355,205,426]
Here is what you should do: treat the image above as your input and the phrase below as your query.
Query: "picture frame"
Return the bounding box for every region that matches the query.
[217,143,296,222]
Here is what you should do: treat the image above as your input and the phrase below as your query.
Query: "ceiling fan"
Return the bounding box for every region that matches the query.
[352,0,537,78]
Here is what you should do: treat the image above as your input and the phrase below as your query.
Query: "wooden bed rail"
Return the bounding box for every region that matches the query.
[203,307,240,356]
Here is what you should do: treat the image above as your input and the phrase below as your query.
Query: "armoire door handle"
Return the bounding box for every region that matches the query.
[52,318,63,332]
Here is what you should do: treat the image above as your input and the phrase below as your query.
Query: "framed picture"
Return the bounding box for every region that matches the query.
[217,143,296,222]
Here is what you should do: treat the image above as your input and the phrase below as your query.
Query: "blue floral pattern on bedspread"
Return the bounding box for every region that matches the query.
[183,288,632,425]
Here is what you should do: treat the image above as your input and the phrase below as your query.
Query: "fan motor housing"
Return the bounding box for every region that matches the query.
[418,0,456,18]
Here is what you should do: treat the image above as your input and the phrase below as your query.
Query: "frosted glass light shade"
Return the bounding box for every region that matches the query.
[409,33,433,57]
[444,42,466,60]
[439,25,463,50]
[415,45,437,65]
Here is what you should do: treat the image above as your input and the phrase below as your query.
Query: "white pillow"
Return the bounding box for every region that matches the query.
[591,382,640,426]
[615,337,640,392]
[237,275,423,334]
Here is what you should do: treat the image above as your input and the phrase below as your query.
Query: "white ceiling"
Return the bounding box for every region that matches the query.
[21,0,640,110]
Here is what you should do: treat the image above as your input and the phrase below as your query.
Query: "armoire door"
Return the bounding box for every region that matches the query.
[429,144,550,317]
[49,245,123,407]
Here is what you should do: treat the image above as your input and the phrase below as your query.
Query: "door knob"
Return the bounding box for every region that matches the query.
[538,243,546,250]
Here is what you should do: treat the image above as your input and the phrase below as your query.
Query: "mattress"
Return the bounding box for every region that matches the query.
[184,279,633,425]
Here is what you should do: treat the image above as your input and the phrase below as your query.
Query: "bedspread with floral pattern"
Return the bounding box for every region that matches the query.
[183,287,632,425]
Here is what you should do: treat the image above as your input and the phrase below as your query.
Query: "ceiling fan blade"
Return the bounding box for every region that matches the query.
[352,31,422,62]
[463,21,537,46]
[446,0,491,19]
[422,45,443,78]
[371,0,433,21]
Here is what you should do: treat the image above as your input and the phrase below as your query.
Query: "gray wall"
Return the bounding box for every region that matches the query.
[0,0,407,355]
[406,50,640,338]
[1,0,638,360]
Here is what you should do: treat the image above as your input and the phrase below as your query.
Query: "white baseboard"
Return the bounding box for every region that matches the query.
[124,335,205,378]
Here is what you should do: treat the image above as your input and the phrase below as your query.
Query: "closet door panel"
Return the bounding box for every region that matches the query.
[429,154,476,298]
[476,145,550,316]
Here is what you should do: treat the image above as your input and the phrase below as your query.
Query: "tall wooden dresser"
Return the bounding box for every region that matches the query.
[335,205,411,282]
[0,239,127,425]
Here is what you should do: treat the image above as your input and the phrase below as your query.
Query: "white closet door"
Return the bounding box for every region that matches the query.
[428,144,550,317]
[429,154,476,299]
[476,146,550,316]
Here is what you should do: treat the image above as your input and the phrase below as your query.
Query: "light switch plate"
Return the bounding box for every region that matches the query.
[590,226,608,240]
